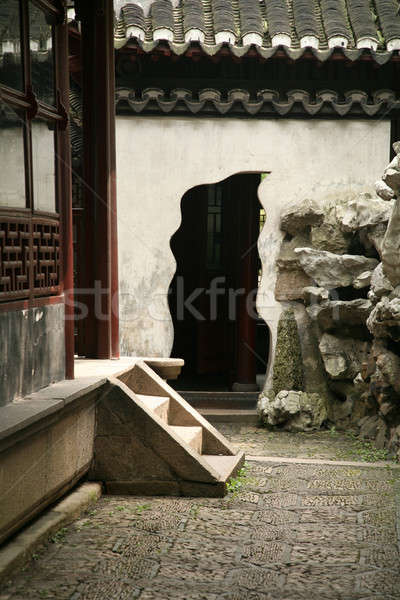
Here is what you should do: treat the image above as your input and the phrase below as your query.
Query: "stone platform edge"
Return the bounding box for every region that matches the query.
[0,357,184,447]
[0,482,102,585]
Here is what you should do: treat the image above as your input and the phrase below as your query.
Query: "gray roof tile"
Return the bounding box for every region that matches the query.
[151,0,175,31]
[239,0,263,37]
[320,0,352,41]
[114,0,400,59]
[183,0,206,33]
[293,0,319,39]
[347,0,378,42]
[375,0,400,43]
[212,0,236,35]
[265,0,290,37]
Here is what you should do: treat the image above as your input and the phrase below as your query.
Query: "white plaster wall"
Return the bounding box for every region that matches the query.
[116,116,390,385]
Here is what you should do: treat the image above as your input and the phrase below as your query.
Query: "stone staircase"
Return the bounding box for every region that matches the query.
[90,360,245,497]
[181,391,260,424]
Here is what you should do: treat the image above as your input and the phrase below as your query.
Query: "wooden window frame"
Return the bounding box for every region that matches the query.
[0,0,68,306]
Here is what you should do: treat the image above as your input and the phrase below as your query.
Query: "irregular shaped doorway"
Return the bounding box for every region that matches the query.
[168,173,269,392]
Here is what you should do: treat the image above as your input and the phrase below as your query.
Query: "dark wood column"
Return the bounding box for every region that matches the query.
[391,118,400,160]
[57,3,74,378]
[232,175,259,392]
[75,0,119,359]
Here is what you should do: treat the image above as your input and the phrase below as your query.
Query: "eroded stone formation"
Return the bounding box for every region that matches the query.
[259,144,400,459]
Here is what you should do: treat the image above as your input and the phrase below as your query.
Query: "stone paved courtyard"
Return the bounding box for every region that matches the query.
[1,425,400,600]
[217,425,391,462]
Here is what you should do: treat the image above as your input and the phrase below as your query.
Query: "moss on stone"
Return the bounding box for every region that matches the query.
[273,308,304,396]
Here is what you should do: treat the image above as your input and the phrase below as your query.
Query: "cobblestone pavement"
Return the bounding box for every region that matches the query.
[2,427,400,600]
[217,425,390,462]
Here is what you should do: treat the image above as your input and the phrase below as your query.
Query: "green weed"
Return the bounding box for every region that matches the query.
[336,433,390,463]
[134,504,151,515]
[329,426,338,438]
[226,462,253,496]
[51,527,68,544]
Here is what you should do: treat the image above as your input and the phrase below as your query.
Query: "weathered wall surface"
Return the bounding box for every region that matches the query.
[0,394,95,545]
[116,116,390,383]
[0,304,65,406]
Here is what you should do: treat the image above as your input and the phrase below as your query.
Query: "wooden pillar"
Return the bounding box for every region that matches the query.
[391,118,400,160]
[75,0,119,359]
[109,44,120,359]
[57,4,74,379]
[232,175,259,392]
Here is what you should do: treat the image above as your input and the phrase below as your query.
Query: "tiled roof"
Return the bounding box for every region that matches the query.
[114,0,400,60]
[116,87,400,118]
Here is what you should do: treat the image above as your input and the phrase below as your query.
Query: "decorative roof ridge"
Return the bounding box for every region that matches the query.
[115,86,400,117]
[116,36,396,64]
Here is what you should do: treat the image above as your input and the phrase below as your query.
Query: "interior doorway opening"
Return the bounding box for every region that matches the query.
[168,173,269,392]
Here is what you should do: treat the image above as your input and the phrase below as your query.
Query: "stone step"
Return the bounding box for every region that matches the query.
[202,453,245,483]
[170,425,203,454]
[144,358,184,381]
[199,408,259,424]
[181,391,259,410]
[135,394,169,422]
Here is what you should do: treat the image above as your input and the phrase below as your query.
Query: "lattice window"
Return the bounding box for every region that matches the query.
[0,220,31,298]
[32,220,60,294]
[0,216,60,301]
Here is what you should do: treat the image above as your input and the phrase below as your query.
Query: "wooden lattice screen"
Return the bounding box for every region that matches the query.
[0,215,60,301]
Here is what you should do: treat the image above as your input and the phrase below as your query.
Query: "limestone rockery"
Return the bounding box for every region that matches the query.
[258,143,400,461]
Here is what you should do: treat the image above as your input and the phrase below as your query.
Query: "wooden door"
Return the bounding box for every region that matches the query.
[196,183,229,374]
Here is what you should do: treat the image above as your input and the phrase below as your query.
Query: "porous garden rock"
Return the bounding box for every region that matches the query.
[302,286,329,306]
[275,235,312,301]
[353,271,373,289]
[382,152,400,195]
[328,395,353,424]
[294,247,378,289]
[280,200,323,236]
[276,234,309,270]
[368,263,393,303]
[358,415,388,445]
[375,179,396,201]
[336,194,394,233]
[362,222,387,257]
[311,220,350,254]
[328,392,367,430]
[367,296,400,341]
[319,333,369,380]
[291,303,333,402]
[372,341,400,394]
[308,299,373,331]
[275,270,312,301]
[388,425,400,460]
[368,223,387,256]
[311,202,350,254]
[258,390,328,432]
[381,197,400,287]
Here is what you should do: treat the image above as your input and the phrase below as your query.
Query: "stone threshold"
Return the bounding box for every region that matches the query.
[198,408,259,424]
[247,455,400,468]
